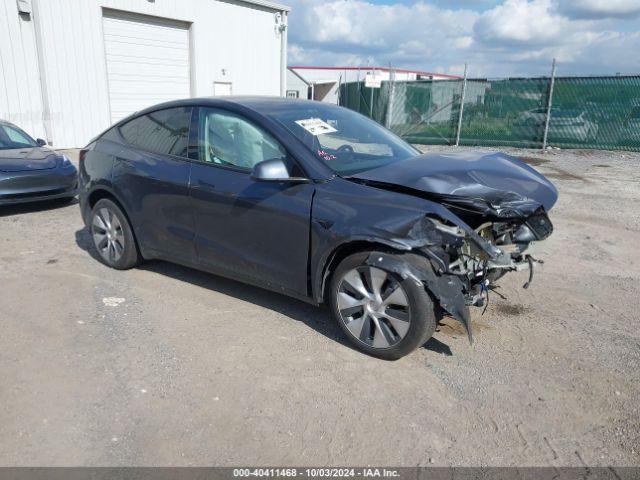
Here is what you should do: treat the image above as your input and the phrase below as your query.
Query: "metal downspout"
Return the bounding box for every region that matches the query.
[31,0,53,145]
[279,11,288,97]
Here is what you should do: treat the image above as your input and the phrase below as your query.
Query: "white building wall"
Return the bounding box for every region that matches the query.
[288,68,454,87]
[291,68,410,86]
[0,0,46,140]
[1,0,288,148]
[288,67,460,104]
[285,70,308,99]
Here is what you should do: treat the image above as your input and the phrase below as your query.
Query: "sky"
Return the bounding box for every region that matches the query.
[285,0,640,77]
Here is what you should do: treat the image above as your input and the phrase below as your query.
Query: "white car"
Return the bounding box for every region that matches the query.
[517,108,598,142]
[548,109,598,142]
[516,108,549,127]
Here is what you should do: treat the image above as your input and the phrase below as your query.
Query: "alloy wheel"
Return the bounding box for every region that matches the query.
[92,207,125,263]
[336,266,411,349]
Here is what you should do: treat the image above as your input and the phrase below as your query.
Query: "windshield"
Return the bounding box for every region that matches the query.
[0,123,38,150]
[266,103,418,175]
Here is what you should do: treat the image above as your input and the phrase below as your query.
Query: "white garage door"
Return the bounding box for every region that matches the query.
[103,10,191,124]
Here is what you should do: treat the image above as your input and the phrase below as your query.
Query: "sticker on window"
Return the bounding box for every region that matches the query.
[317,149,336,161]
[295,118,337,136]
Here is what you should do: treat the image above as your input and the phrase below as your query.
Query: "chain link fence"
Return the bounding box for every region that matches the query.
[339,74,640,151]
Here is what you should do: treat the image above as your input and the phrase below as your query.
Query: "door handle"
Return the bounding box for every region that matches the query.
[193,179,216,191]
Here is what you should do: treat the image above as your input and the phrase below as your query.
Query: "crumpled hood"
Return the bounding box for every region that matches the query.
[349,150,558,218]
[0,147,58,172]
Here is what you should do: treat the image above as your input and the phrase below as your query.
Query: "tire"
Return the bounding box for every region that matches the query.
[329,251,438,360]
[90,198,139,270]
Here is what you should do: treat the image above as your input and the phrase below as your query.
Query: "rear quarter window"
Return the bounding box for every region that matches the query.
[119,107,191,157]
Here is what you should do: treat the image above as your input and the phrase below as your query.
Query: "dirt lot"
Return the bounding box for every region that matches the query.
[1,147,639,466]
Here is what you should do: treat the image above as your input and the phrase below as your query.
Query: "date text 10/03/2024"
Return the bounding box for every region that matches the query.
[232,469,401,478]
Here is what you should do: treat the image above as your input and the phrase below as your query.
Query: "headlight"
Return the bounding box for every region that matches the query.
[59,154,72,167]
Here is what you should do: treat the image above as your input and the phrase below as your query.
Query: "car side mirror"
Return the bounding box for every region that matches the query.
[36,138,47,146]
[250,158,310,184]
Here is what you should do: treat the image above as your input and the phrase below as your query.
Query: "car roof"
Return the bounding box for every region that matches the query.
[131,96,339,120]
[99,96,339,180]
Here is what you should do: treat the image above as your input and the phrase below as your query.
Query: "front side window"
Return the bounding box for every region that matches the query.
[0,124,37,150]
[265,103,418,175]
[197,108,287,171]
[119,107,191,157]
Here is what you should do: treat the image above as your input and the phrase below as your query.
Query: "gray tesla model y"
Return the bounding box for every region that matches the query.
[79,97,557,359]
[0,120,77,206]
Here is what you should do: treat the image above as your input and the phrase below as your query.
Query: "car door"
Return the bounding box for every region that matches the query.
[112,106,197,265]
[188,106,314,296]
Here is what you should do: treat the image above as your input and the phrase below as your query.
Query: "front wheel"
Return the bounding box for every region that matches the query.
[90,198,140,270]
[329,251,438,360]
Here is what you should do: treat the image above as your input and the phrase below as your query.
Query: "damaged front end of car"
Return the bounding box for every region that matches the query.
[363,203,553,343]
[344,152,558,342]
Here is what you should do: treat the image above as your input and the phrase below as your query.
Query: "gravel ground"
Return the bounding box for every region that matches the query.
[0,147,639,466]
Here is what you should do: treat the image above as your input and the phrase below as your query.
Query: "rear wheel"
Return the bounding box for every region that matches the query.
[90,198,139,270]
[329,251,438,360]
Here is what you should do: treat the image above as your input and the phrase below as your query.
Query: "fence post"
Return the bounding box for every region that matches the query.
[356,67,361,112]
[386,67,395,129]
[455,63,468,147]
[341,69,346,106]
[542,58,557,151]
[370,66,375,118]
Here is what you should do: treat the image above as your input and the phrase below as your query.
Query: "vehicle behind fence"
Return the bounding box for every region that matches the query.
[339,75,640,151]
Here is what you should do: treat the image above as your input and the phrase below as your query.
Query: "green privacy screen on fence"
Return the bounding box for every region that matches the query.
[339,75,640,151]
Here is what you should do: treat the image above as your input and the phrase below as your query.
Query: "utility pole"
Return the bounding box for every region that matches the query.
[455,63,468,147]
[542,58,557,151]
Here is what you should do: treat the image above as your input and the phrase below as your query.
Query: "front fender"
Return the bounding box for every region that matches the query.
[313,235,413,304]
[365,252,473,343]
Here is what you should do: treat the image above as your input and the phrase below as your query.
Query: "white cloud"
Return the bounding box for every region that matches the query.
[289,0,479,51]
[286,0,640,76]
[471,0,640,73]
[473,0,568,45]
[555,0,640,19]
[288,44,310,64]
[287,0,478,69]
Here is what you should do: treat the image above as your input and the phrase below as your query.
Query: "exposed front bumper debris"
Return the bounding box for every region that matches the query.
[365,204,553,343]
[365,251,474,342]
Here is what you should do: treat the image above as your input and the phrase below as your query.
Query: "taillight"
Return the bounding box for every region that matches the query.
[79,149,87,166]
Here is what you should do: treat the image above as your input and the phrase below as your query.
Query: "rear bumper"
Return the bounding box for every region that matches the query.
[548,125,590,140]
[0,167,78,206]
[78,189,92,226]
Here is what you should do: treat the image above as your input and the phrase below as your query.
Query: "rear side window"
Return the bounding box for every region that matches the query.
[119,107,191,157]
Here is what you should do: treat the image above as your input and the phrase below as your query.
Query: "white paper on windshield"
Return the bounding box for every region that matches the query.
[295,118,337,136]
